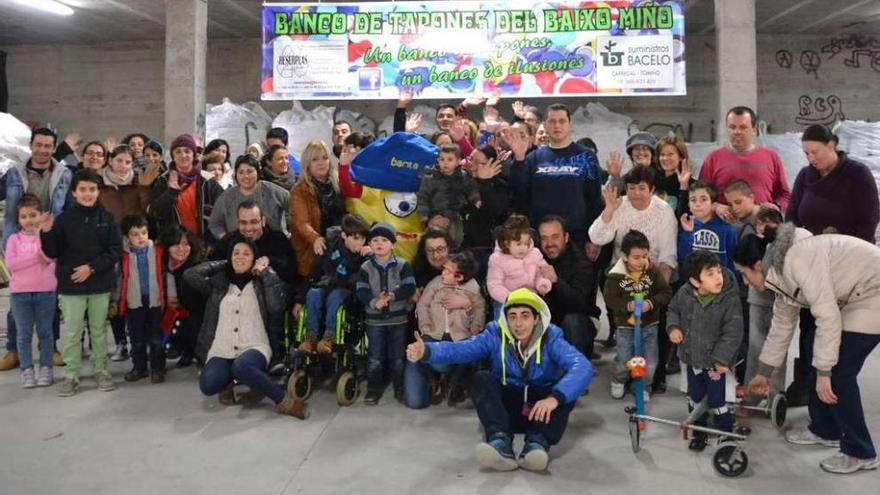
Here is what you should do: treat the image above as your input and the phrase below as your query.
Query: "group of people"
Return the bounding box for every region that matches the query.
[1,94,878,475]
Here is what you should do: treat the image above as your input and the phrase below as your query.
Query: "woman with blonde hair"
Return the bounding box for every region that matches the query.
[289,140,346,276]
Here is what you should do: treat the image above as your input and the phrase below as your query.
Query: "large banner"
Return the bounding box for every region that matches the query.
[261,0,686,100]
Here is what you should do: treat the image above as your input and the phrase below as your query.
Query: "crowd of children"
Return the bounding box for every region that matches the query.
[2,98,878,475]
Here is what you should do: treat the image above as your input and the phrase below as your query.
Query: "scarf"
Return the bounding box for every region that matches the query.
[228,270,253,291]
[262,167,296,191]
[176,164,202,187]
[99,166,136,188]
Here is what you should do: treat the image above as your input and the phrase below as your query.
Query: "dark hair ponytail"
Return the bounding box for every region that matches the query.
[733,234,770,268]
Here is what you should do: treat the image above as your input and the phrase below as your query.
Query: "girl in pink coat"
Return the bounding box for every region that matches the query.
[486,215,552,317]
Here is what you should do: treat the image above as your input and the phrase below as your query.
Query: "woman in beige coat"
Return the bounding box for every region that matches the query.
[735,223,880,474]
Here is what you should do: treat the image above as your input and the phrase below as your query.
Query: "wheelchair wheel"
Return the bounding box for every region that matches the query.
[770,393,788,430]
[336,371,359,406]
[712,443,748,477]
[628,416,641,453]
[288,370,312,400]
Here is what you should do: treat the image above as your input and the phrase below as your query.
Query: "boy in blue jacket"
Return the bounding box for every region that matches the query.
[406,288,592,473]
[678,181,738,275]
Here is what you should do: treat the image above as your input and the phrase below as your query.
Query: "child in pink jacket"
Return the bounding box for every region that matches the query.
[486,215,552,317]
[5,194,58,388]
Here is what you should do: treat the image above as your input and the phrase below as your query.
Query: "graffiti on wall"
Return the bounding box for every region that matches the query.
[776,35,880,74]
[795,94,845,126]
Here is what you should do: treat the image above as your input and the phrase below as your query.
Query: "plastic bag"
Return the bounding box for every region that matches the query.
[334,109,376,136]
[272,101,336,158]
[571,103,632,175]
[205,98,274,162]
[0,112,32,175]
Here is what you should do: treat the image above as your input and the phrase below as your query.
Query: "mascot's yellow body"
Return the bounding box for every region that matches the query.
[346,187,422,262]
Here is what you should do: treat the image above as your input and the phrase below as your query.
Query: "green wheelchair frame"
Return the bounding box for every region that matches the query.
[284,304,367,406]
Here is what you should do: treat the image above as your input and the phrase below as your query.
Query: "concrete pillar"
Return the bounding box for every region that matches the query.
[714,0,757,144]
[164,0,207,146]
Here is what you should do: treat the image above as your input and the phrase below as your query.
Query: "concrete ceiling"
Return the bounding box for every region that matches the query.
[0,0,878,46]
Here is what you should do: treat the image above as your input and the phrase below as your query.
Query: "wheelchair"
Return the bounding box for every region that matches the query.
[283,300,367,406]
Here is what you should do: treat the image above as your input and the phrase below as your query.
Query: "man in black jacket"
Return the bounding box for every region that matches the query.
[210,199,301,368]
[537,215,599,361]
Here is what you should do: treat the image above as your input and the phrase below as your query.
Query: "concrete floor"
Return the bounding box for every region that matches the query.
[0,292,878,495]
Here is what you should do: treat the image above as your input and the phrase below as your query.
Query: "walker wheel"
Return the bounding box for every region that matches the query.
[629,416,641,453]
[770,393,788,429]
[712,444,749,477]
[288,370,312,400]
[336,371,358,406]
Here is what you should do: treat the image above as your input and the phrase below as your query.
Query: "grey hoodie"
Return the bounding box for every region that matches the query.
[667,267,743,369]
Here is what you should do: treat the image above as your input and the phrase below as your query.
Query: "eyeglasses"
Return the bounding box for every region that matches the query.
[426,246,448,255]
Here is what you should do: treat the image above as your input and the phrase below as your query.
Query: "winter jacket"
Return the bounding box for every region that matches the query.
[654,169,693,218]
[510,143,603,245]
[289,179,322,276]
[148,172,224,246]
[355,255,416,326]
[603,257,673,328]
[417,276,486,342]
[422,290,592,404]
[757,223,880,376]
[118,241,166,315]
[666,267,743,369]
[542,242,598,321]
[677,216,739,276]
[308,234,365,292]
[210,228,299,286]
[3,159,71,248]
[416,167,480,220]
[40,202,122,295]
[486,244,552,304]
[97,174,151,224]
[786,152,879,243]
[183,261,287,364]
[463,167,511,249]
[5,231,57,293]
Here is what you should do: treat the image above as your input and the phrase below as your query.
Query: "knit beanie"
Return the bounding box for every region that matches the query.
[368,222,397,243]
[169,134,199,165]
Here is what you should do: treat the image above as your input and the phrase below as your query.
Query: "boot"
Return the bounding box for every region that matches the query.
[276,397,309,419]
[296,334,317,354]
[316,335,334,355]
[0,351,19,371]
[53,351,64,367]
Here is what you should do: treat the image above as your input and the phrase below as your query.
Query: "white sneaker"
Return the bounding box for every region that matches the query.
[21,368,36,388]
[610,381,625,399]
[110,344,128,362]
[36,366,54,387]
[820,452,880,474]
[785,426,840,448]
[643,390,651,403]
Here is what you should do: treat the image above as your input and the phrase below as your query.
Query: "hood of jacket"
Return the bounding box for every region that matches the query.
[496,288,551,385]
[765,222,814,277]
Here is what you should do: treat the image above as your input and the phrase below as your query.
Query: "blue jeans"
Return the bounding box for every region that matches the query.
[686,365,733,433]
[305,287,350,338]
[403,335,472,409]
[366,323,407,393]
[11,292,57,369]
[807,331,880,459]
[612,323,659,384]
[6,306,60,352]
[471,370,574,449]
[199,349,284,404]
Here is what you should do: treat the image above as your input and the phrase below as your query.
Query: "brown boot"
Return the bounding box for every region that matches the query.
[0,351,19,371]
[53,351,64,367]
[276,397,309,419]
[296,334,317,354]
[219,384,237,406]
[316,335,334,355]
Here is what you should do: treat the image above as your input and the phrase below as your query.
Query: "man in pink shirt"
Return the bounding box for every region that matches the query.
[699,106,791,222]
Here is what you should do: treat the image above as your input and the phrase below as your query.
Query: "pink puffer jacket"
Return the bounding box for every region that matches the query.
[486,244,552,304]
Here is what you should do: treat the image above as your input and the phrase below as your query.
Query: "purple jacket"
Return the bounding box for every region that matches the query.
[786,152,879,243]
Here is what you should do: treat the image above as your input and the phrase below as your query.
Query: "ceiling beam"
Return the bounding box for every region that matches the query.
[757,0,817,29]
[218,0,261,23]
[104,0,165,27]
[793,0,876,33]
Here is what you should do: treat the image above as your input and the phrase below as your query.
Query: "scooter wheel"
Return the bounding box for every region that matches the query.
[629,416,641,453]
[713,444,748,477]
[771,393,788,429]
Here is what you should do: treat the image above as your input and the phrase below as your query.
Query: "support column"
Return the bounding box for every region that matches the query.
[714,0,757,144]
[164,0,207,146]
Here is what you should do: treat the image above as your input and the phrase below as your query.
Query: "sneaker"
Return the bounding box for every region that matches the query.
[37,366,54,387]
[53,351,63,367]
[57,377,79,397]
[820,452,880,474]
[518,441,550,472]
[642,390,651,404]
[95,371,116,392]
[475,435,518,471]
[785,426,840,447]
[688,434,709,452]
[0,351,19,371]
[296,335,317,354]
[110,344,128,362]
[363,389,382,405]
[124,368,149,382]
[610,380,625,399]
[276,397,309,419]
[316,335,334,354]
[21,368,36,388]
